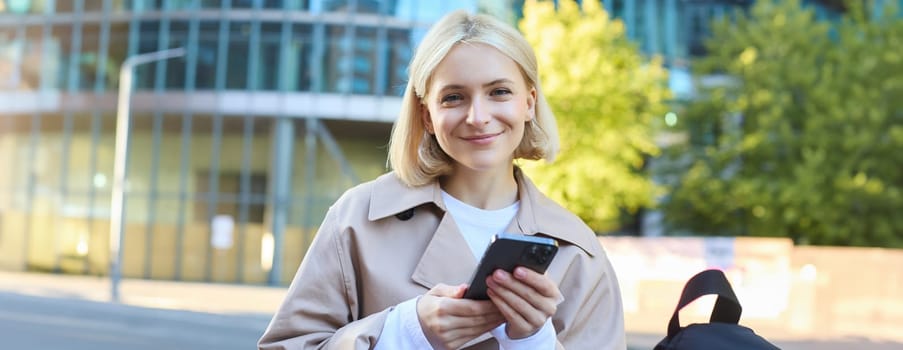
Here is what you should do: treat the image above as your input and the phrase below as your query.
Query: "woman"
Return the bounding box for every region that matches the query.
[259,10,626,350]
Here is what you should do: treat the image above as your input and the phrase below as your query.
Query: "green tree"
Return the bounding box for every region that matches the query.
[518,0,670,233]
[661,0,903,247]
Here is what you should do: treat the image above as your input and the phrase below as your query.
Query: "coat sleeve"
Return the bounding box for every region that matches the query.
[555,250,627,350]
[258,207,386,350]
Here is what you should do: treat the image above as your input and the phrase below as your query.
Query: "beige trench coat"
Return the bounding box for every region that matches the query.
[258,169,626,349]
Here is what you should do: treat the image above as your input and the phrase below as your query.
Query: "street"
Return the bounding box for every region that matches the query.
[0,291,270,350]
[2,284,900,350]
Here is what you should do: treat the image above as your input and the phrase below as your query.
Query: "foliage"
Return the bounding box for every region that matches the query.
[661,0,903,247]
[518,0,670,232]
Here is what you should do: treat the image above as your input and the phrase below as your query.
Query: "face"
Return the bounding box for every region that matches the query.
[421,42,536,174]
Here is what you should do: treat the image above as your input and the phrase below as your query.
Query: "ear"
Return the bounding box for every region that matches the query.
[420,104,435,134]
[526,87,537,121]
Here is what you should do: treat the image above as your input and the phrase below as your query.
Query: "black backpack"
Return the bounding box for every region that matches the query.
[655,269,781,350]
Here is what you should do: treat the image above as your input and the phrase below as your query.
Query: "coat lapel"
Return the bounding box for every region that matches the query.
[410,207,478,290]
[367,172,478,290]
[510,168,602,257]
[410,207,494,348]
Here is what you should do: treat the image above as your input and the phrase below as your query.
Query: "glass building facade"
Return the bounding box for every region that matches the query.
[0,0,478,285]
[0,0,866,285]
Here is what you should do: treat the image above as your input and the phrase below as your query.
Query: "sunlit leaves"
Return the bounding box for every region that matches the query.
[519,0,670,232]
[661,0,903,247]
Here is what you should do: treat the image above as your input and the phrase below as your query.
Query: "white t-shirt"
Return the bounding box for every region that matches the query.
[440,190,519,259]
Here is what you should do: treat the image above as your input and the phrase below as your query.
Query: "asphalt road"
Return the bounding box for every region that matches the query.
[0,291,271,350]
[3,288,900,350]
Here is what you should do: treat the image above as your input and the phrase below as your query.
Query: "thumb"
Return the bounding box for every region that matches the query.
[427,283,468,298]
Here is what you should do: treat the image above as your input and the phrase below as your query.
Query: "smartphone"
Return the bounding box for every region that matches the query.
[462,233,559,300]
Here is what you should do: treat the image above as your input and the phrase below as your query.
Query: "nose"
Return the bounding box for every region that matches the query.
[466,98,490,125]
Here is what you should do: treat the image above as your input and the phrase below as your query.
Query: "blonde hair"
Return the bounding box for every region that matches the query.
[387,10,559,187]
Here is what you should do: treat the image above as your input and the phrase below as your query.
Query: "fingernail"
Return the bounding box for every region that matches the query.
[494,270,508,280]
[514,267,527,278]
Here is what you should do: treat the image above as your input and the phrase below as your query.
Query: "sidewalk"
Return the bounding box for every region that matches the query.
[0,270,287,317]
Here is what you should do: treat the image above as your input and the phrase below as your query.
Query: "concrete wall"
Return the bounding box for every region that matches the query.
[601,236,903,342]
[789,246,903,340]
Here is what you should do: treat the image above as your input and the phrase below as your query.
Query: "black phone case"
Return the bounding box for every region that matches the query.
[462,233,559,300]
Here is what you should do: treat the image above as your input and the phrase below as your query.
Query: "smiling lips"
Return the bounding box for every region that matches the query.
[461,131,503,145]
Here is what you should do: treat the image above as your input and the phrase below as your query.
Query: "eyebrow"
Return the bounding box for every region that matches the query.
[437,78,515,92]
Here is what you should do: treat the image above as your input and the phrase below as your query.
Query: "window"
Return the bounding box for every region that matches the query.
[134,21,160,89]
[323,25,348,93]
[385,29,411,96]
[350,27,377,94]
[195,171,267,224]
[289,24,313,91]
[195,21,220,89]
[258,23,282,90]
[226,22,251,89]
[165,21,190,89]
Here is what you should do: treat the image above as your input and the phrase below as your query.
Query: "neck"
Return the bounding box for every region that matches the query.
[440,164,518,210]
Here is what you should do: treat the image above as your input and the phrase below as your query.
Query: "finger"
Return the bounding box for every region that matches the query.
[444,317,505,349]
[444,298,500,318]
[487,281,547,329]
[428,283,468,298]
[424,299,502,331]
[434,313,505,349]
[442,306,505,327]
[456,319,505,339]
[453,314,505,334]
[451,283,467,298]
[490,270,557,316]
[512,267,563,302]
[486,287,538,338]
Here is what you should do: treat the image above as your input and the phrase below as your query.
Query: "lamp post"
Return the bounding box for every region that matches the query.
[110,47,185,302]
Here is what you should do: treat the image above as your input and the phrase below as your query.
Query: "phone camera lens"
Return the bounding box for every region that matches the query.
[529,245,550,264]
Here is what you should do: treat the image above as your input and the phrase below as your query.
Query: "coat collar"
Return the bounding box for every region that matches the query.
[368,168,600,257]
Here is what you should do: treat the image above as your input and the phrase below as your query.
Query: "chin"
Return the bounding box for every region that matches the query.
[458,158,508,173]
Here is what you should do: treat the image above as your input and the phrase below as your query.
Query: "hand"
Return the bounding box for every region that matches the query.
[417,283,505,350]
[486,267,562,339]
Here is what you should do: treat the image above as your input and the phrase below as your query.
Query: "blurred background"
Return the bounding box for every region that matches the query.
[0,0,901,349]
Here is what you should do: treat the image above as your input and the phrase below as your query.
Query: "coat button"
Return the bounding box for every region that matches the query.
[395,208,415,221]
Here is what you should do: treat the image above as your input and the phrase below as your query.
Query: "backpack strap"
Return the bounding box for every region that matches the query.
[666,269,743,338]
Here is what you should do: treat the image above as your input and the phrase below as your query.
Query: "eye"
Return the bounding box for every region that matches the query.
[440,93,463,105]
[490,88,512,96]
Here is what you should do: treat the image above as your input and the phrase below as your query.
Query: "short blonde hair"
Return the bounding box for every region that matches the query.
[387,10,559,187]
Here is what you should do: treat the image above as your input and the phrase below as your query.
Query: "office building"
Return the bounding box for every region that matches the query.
[0,0,868,285]
[0,0,478,285]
